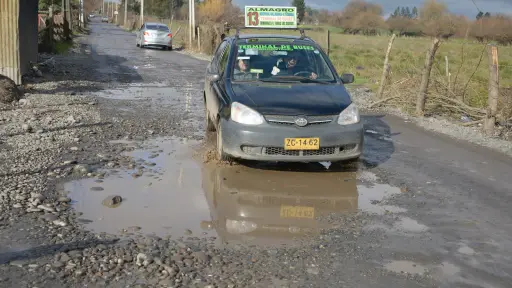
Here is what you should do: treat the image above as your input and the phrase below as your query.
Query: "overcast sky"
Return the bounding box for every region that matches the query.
[234,0,512,18]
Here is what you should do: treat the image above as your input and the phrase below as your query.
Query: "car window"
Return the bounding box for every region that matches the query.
[146,24,169,31]
[231,41,336,83]
[214,41,227,65]
[218,43,231,76]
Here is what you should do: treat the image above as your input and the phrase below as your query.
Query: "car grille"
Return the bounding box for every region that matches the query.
[264,115,335,126]
[241,144,357,157]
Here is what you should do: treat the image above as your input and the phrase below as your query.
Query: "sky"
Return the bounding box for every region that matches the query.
[234,0,512,18]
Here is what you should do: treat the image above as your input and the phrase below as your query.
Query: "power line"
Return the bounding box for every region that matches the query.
[470,0,482,13]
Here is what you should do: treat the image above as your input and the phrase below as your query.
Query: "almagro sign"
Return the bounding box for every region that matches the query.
[245,6,298,29]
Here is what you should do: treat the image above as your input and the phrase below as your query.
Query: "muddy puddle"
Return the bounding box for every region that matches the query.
[65,137,408,246]
[92,83,195,111]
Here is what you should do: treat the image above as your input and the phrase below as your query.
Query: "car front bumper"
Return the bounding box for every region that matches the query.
[220,118,363,162]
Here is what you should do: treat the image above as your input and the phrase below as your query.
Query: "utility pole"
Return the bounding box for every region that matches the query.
[192,0,195,40]
[124,0,128,27]
[188,0,192,46]
[140,0,144,26]
[65,0,72,32]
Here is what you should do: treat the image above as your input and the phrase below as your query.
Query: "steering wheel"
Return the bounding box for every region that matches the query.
[293,70,314,77]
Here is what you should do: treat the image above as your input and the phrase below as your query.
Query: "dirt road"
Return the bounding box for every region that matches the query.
[1,21,512,288]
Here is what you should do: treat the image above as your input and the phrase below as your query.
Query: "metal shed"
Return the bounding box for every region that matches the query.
[0,0,39,85]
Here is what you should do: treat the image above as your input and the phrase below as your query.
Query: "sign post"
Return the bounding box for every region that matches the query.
[244,6,297,29]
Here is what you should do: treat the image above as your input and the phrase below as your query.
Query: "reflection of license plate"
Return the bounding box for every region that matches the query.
[284,138,320,150]
[280,205,315,219]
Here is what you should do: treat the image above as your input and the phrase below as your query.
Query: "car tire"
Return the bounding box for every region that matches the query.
[216,123,230,161]
[169,45,173,51]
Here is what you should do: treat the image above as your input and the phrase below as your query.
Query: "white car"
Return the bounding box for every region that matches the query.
[136,22,173,51]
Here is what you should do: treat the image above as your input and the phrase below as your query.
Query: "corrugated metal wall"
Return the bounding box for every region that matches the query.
[0,0,38,85]
[0,0,21,84]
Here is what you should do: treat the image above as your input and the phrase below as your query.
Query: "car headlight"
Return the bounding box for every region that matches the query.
[230,102,264,125]
[226,219,258,234]
[337,103,360,125]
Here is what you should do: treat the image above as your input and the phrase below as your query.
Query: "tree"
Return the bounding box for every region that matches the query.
[412,6,418,18]
[292,0,306,23]
[406,7,411,18]
[476,11,483,19]
[339,0,386,35]
[484,12,491,17]
[392,7,400,17]
[400,7,406,17]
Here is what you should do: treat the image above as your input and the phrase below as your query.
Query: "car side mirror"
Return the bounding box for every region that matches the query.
[208,73,220,82]
[341,73,354,84]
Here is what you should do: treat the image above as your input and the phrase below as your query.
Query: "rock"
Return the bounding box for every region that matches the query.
[18,99,29,106]
[101,195,122,208]
[192,251,209,263]
[0,74,22,104]
[53,220,67,227]
[136,253,153,267]
[184,229,193,235]
[90,187,104,191]
[37,204,56,213]
[73,164,90,175]
[39,214,58,222]
[10,259,28,267]
[22,123,32,132]
[183,259,194,267]
[58,197,71,203]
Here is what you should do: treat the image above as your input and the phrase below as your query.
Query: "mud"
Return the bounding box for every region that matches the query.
[64,134,414,249]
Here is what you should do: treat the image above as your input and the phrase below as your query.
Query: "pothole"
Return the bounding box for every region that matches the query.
[65,136,212,239]
[384,260,428,276]
[64,139,408,246]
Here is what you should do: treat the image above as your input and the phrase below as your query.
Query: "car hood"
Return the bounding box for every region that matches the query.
[230,82,352,115]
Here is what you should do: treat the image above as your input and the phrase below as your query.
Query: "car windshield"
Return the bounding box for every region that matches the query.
[231,41,336,83]
[146,25,169,32]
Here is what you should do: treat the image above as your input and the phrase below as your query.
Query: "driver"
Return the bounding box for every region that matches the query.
[277,54,318,80]
[233,58,258,80]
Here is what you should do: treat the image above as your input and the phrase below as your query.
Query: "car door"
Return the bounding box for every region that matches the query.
[205,40,228,120]
[213,42,232,116]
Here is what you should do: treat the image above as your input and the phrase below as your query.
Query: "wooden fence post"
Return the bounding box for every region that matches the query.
[197,26,201,51]
[484,44,499,135]
[416,37,441,116]
[445,55,451,94]
[326,30,330,56]
[376,33,396,99]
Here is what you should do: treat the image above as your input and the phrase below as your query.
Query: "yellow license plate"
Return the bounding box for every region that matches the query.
[284,138,320,150]
[280,205,315,219]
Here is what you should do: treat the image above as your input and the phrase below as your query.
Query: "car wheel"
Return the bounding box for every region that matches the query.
[205,104,215,132]
[216,123,230,161]
[169,45,173,51]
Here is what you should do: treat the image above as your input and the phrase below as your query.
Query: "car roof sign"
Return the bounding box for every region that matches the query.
[244,6,297,29]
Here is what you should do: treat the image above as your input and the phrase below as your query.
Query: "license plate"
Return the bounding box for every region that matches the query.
[284,138,320,150]
[280,205,315,219]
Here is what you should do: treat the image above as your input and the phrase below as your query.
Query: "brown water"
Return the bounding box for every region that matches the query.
[65,136,409,245]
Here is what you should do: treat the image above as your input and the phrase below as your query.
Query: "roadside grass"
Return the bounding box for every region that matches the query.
[54,40,74,54]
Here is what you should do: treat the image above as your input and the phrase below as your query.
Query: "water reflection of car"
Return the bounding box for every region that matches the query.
[203,31,363,164]
[200,163,358,245]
